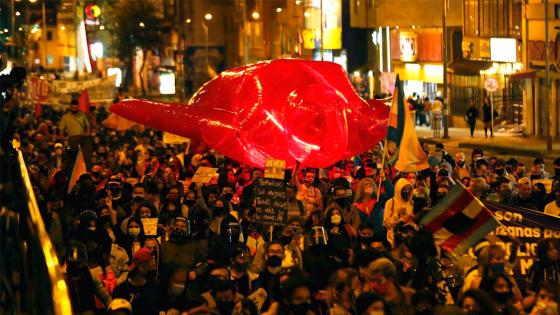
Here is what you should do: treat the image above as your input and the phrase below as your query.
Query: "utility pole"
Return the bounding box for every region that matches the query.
[243,0,248,65]
[42,0,48,68]
[320,0,324,61]
[545,0,552,151]
[442,0,450,139]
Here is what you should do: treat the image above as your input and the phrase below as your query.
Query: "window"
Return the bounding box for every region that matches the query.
[463,0,522,38]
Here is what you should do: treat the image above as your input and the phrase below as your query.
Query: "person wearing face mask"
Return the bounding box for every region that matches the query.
[526,239,560,293]
[529,282,560,315]
[64,241,113,314]
[59,99,93,169]
[116,216,146,260]
[274,276,317,315]
[326,268,361,315]
[355,292,388,315]
[112,247,159,315]
[229,244,258,297]
[366,258,411,315]
[479,272,522,314]
[161,217,206,281]
[327,185,361,232]
[253,241,286,303]
[157,266,204,314]
[203,267,244,315]
[383,178,415,246]
[159,185,189,223]
[324,208,353,268]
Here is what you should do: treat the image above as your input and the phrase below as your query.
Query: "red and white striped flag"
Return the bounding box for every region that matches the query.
[420,183,499,255]
[67,146,87,193]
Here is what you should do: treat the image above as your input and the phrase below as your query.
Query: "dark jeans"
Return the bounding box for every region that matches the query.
[468,121,476,137]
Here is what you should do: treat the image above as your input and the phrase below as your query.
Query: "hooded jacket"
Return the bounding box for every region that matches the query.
[383,178,414,245]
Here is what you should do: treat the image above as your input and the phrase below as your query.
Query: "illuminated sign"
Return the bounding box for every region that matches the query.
[490,38,517,62]
[400,32,417,62]
[85,3,102,19]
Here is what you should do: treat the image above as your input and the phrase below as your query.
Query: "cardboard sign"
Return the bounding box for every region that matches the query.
[254,178,287,226]
[163,132,191,146]
[532,179,554,193]
[192,167,219,184]
[141,218,158,236]
[264,159,286,180]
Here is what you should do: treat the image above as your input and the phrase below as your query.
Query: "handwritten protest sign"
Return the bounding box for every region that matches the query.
[264,159,286,180]
[141,218,159,236]
[192,167,219,184]
[254,178,287,226]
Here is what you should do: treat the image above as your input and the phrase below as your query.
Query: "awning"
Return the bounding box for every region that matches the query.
[507,70,536,80]
[447,59,493,76]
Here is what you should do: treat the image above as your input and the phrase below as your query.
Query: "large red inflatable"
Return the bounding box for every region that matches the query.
[110,59,390,168]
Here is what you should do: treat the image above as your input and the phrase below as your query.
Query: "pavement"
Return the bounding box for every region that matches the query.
[415,125,560,167]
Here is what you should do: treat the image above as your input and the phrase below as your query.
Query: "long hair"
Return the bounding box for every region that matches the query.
[354,177,377,203]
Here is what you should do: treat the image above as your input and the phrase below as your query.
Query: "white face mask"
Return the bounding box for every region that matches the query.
[128,227,141,237]
[331,214,342,225]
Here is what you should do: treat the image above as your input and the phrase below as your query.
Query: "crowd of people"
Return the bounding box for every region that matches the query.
[4,92,560,315]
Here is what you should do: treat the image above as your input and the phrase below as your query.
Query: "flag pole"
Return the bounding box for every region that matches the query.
[376,139,388,202]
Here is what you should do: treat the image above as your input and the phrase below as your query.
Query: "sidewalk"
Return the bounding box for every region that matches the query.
[415,126,560,160]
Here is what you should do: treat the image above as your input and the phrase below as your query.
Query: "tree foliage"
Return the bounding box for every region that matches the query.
[107,0,163,60]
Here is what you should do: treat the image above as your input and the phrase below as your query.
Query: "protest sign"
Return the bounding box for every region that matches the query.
[163,132,191,146]
[254,178,287,226]
[192,167,219,184]
[484,201,560,275]
[141,218,159,236]
[264,159,286,180]
[28,76,50,102]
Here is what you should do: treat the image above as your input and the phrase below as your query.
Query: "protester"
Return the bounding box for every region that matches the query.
[10,92,560,315]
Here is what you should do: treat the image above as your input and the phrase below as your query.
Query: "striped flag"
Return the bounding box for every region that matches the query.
[420,183,499,255]
[386,75,429,172]
[67,146,87,193]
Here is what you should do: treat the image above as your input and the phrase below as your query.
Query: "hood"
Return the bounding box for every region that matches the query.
[394,178,412,203]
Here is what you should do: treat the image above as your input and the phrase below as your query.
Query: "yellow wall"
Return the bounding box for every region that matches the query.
[393,63,444,84]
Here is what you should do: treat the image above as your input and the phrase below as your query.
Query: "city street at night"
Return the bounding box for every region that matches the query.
[1,1,560,315]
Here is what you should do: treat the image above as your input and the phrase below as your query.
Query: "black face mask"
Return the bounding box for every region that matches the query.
[335,197,350,208]
[401,189,412,201]
[359,236,373,245]
[170,229,188,242]
[222,193,233,202]
[495,168,505,176]
[234,261,250,272]
[290,302,312,315]
[493,291,512,304]
[216,301,235,315]
[267,255,282,267]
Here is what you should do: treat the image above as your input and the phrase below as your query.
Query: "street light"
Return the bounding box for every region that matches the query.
[203,13,212,69]
[276,8,282,13]
[251,11,260,20]
[139,22,145,28]
[185,18,192,24]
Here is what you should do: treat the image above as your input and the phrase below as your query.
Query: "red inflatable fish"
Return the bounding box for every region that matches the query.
[110,59,389,168]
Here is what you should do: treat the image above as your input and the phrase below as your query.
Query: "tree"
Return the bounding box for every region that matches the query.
[107,0,162,95]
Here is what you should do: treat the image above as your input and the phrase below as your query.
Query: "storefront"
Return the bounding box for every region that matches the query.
[390,29,443,100]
